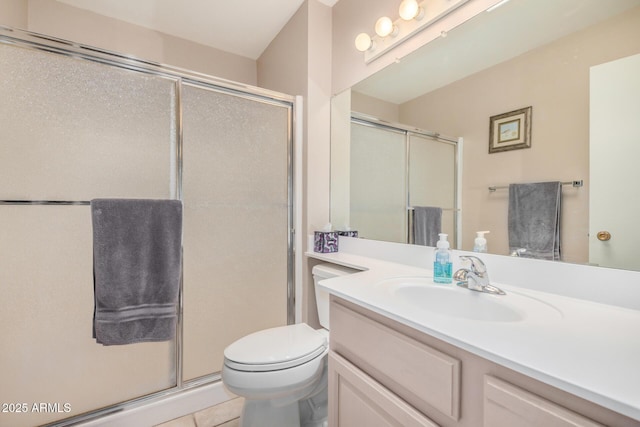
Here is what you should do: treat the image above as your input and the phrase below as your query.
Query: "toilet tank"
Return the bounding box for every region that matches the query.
[312,263,359,330]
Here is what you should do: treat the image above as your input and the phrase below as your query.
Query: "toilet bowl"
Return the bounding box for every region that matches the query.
[221,263,358,427]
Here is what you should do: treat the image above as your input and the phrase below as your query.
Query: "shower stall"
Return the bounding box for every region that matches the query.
[0,28,296,427]
[332,113,460,246]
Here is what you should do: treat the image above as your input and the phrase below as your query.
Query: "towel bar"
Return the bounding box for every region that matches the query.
[408,206,460,211]
[0,200,90,205]
[488,180,583,192]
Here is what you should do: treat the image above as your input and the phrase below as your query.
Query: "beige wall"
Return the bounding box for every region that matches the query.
[257,3,308,96]
[259,0,333,326]
[0,0,256,85]
[0,0,27,28]
[399,7,640,263]
[351,91,400,123]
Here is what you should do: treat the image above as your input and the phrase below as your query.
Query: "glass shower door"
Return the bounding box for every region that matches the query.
[0,44,178,427]
[350,122,407,243]
[408,133,458,243]
[181,84,291,381]
[0,28,295,427]
[346,118,458,246]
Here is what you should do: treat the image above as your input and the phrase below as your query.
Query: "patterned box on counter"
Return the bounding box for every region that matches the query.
[314,231,339,253]
[337,230,358,238]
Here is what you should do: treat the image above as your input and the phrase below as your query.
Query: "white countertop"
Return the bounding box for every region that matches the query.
[307,250,640,421]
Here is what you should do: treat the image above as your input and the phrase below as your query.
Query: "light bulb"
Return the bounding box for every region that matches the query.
[399,0,423,21]
[354,33,373,52]
[374,16,397,38]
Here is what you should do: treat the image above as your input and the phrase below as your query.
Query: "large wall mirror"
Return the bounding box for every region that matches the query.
[330,0,640,271]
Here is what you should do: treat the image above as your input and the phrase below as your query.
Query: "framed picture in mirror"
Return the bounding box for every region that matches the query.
[489,106,532,153]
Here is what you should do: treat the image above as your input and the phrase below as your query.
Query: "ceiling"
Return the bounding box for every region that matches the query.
[56,0,339,60]
[353,0,640,104]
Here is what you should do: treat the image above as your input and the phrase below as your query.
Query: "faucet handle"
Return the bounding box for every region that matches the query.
[459,255,487,275]
[455,256,505,295]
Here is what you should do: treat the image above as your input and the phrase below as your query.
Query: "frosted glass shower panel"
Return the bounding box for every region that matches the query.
[409,134,457,240]
[0,208,176,427]
[350,123,406,243]
[409,134,456,206]
[181,84,290,380]
[0,44,178,426]
[0,44,177,200]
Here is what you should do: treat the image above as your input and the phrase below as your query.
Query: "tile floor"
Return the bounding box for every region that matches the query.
[155,397,243,427]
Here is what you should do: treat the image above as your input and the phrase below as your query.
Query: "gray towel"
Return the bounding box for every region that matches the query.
[508,182,561,260]
[413,206,442,246]
[91,199,183,345]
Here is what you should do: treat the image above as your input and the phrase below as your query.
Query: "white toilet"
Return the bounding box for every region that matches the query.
[222,263,357,427]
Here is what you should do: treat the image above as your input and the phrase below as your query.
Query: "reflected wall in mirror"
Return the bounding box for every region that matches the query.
[330,0,640,271]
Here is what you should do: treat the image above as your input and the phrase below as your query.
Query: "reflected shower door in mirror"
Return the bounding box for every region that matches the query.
[330,0,640,271]
[330,113,460,247]
[348,121,406,243]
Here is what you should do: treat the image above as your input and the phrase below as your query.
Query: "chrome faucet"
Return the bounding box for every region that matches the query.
[510,248,527,257]
[453,255,505,295]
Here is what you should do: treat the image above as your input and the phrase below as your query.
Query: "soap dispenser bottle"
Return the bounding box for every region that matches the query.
[434,233,452,284]
[473,231,490,253]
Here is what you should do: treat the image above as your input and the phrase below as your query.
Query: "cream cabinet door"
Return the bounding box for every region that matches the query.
[484,376,604,427]
[330,300,461,420]
[329,351,439,427]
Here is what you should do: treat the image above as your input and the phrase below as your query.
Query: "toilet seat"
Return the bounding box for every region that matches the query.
[224,324,328,372]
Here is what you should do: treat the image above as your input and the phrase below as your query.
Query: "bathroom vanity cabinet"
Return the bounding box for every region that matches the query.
[328,296,638,427]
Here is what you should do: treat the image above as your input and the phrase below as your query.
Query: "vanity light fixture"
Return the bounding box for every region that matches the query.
[374,16,398,38]
[398,0,424,21]
[354,33,374,52]
[354,0,469,64]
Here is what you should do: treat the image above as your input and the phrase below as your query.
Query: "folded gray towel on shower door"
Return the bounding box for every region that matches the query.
[91,199,182,345]
[508,182,561,260]
[413,206,442,246]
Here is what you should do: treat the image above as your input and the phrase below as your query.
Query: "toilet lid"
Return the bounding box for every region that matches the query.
[224,323,328,372]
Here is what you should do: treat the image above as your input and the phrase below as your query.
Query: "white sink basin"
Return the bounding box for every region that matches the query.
[375,277,562,322]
